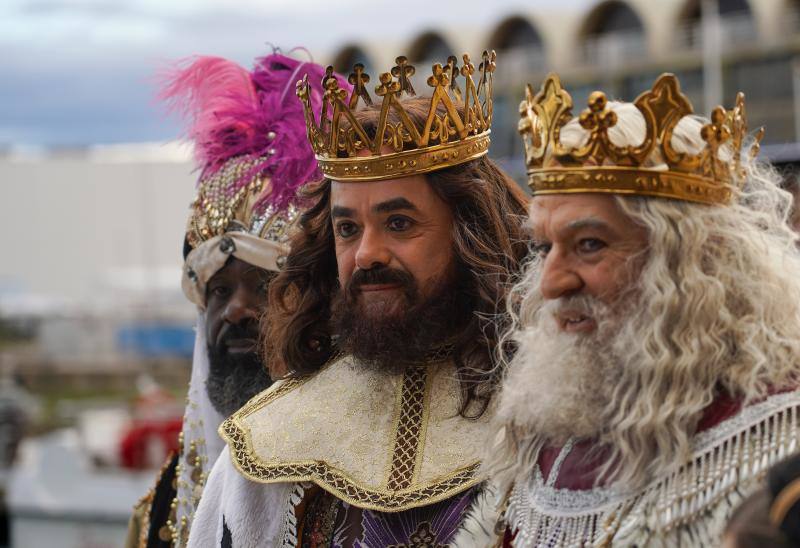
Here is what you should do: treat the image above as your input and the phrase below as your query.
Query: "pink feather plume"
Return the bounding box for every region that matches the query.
[158,51,350,212]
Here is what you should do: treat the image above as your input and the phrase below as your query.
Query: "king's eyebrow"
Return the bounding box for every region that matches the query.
[565,218,609,231]
[373,197,418,214]
[242,265,268,277]
[331,205,356,218]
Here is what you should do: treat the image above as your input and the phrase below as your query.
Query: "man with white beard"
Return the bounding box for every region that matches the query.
[455,73,800,547]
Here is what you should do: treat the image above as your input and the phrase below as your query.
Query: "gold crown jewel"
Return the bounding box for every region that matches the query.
[518,73,765,205]
[296,51,496,182]
[187,156,300,249]
[187,156,266,247]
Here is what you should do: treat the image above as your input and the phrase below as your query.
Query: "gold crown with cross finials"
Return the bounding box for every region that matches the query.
[518,72,765,205]
[296,51,496,182]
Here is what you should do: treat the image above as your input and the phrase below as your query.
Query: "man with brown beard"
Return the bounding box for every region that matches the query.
[125,51,335,548]
[187,52,530,547]
[454,73,800,547]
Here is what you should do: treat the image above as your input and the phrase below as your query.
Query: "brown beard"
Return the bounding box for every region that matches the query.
[330,264,471,372]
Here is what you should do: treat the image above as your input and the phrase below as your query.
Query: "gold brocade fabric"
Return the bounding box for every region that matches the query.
[220,356,491,513]
[124,494,151,548]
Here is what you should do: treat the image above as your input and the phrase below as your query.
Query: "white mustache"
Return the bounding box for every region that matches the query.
[538,294,608,323]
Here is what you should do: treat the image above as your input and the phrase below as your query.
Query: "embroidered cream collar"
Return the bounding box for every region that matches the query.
[220,356,491,512]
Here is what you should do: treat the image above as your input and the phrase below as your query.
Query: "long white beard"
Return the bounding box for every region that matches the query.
[496,295,629,445]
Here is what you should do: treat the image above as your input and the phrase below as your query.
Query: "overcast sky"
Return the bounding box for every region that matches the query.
[1,0,586,147]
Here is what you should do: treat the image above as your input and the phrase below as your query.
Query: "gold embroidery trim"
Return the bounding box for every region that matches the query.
[234,375,308,416]
[386,365,432,491]
[221,364,481,512]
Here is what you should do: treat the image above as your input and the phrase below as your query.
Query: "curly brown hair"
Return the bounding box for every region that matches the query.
[264,97,530,416]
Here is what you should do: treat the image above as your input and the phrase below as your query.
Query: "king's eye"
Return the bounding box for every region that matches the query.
[210,285,231,298]
[387,216,413,231]
[336,221,358,238]
[532,242,551,256]
[577,238,606,253]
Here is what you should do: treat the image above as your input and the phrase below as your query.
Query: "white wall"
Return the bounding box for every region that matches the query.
[0,145,196,311]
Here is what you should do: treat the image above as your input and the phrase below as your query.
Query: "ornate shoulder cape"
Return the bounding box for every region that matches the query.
[501,390,800,547]
[220,356,491,513]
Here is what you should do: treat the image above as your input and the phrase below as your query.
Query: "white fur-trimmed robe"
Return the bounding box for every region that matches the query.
[188,447,296,547]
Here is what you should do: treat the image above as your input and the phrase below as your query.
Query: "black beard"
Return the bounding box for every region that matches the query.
[330,265,470,372]
[205,344,272,416]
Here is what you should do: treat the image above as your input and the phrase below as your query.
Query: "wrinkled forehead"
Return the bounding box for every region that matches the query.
[330,175,439,214]
[208,256,268,282]
[529,194,629,237]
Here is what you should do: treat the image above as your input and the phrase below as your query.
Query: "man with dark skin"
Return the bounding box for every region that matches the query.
[204,258,273,417]
[125,49,332,548]
[128,227,298,548]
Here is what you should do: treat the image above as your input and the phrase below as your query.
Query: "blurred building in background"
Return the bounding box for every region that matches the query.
[325,0,800,170]
[0,144,194,548]
[0,142,196,366]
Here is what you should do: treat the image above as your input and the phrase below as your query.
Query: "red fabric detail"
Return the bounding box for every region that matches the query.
[552,439,610,490]
[696,390,742,433]
[537,446,560,481]
[695,386,797,433]
[504,526,517,547]
[119,419,182,470]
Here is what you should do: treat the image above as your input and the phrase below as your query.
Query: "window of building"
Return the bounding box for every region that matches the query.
[676,0,756,50]
[489,15,546,82]
[580,1,647,67]
[408,32,454,65]
[725,56,794,144]
[331,45,374,79]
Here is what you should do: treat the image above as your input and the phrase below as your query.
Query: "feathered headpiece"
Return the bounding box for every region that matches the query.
[156,51,351,546]
[160,52,350,247]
